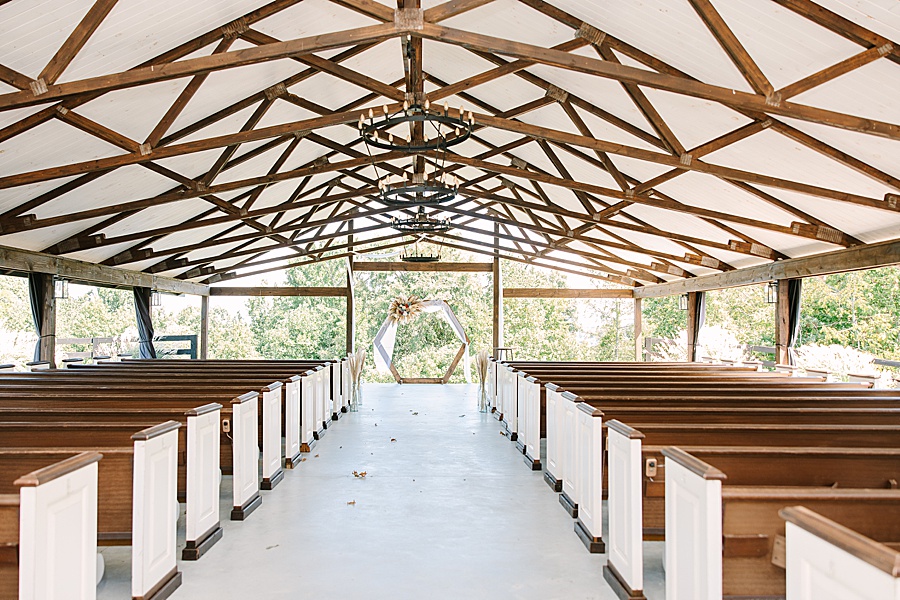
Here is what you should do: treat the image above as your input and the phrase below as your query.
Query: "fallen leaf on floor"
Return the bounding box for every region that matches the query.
[314,454,319,458]
[390,438,397,442]
[301,458,308,462]
[459,414,465,417]
[347,500,356,506]
[412,412,418,415]
[352,470,367,478]
[266,544,279,550]
[500,431,507,437]
[375,423,378,426]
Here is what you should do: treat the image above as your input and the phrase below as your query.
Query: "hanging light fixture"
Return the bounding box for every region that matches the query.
[391,206,452,234]
[765,281,778,304]
[360,95,471,206]
[358,99,473,152]
[151,290,161,307]
[678,293,689,311]
[53,278,69,300]
[401,237,442,263]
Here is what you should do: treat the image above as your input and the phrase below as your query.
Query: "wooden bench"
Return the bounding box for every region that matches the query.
[661,446,900,600]
[0,422,183,600]
[0,452,100,600]
[780,505,900,599]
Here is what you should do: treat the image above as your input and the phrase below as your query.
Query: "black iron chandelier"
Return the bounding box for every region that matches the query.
[391,206,452,234]
[358,100,474,152]
[377,168,460,206]
[401,237,443,263]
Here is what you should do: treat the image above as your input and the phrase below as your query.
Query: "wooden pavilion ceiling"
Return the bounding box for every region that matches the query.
[0,0,899,287]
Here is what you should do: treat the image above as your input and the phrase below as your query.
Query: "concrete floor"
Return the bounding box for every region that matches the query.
[98,383,665,599]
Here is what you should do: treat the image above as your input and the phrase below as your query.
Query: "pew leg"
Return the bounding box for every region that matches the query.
[299,440,316,453]
[574,519,605,553]
[285,450,303,469]
[523,451,541,471]
[231,494,262,521]
[182,524,223,561]
[559,491,578,518]
[261,469,284,491]
[544,471,562,492]
[134,567,182,600]
[602,564,646,600]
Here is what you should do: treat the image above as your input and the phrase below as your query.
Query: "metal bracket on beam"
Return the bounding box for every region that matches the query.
[221,18,249,39]
[545,84,569,103]
[29,78,48,96]
[510,157,527,170]
[886,193,899,210]
[575,22,607,47]
[264,83,287,101]
[394,8,423,30]
[791,222,845,245]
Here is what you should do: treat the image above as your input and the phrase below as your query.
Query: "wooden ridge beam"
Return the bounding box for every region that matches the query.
[634,237,900,298]
[209,286,348,297]
[0,244,208,295]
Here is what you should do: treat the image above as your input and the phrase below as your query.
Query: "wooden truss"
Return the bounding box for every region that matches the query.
[0,0,899,291]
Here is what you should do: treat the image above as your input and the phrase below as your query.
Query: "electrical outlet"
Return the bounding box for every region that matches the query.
[645,457,658,478]
[222,419,231,433]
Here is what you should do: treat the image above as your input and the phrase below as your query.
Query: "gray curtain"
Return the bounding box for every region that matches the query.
[27,273,45,361]
[787,279,803,365]
[691,291,706,362]
[133,287,157,359]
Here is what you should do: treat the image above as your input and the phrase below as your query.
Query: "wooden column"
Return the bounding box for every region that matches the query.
[492,218,503,352]
[346,227,355,355]
[199,295,209,360]
[774,279,790,365]
[685,291,699,362]
[633,297,643,361]
[38,274,57,367]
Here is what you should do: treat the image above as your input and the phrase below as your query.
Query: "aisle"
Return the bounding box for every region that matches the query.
[106,384,665,599]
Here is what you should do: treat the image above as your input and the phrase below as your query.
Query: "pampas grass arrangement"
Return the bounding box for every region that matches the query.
[475,349,490,412]
[348,348,366,411]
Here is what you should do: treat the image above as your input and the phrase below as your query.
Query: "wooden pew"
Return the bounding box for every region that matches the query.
[0,422,183,600]
[0,452,100,600]
[662,446,900,600]
[604,419,900,598]
[0,386,271,524]
[68,361,333,450]
[780,506,900,600]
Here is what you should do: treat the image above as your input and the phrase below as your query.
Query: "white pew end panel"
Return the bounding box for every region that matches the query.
[183,403,223,561]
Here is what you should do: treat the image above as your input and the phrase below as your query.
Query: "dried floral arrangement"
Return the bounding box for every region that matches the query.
[388,295,424,325]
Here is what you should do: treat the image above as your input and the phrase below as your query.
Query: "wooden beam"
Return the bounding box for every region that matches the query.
[634,237,900,298]
[502,288,632,298]
[0,23,401,111]
[687,0,774,96]
[209,286,348,297]
[352,261,493,272]
[415,24,900,141]
[38,0,120,85]
[0,244,209,296]
[634,297,642,361]
[774,279,790,365]
[36,273,57,368]
[493,218,502,349]
[199,295,209,359]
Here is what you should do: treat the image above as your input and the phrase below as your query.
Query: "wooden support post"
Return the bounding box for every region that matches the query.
[199,295,209,360]
[346,227,355,355]
[685,291,699,362]
[492,218,503,352]
[774,279,790,365]
[38,274,56,367]
[633,297,642,361]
